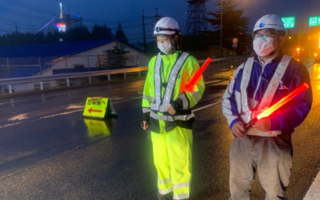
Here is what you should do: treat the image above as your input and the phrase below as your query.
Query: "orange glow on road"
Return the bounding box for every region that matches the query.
[257,83,310,120]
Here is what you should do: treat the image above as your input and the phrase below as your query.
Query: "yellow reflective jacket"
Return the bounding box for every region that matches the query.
[142,51,205,133]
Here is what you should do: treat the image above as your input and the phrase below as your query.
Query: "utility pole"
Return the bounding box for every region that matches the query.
[142,10,147,52]
[307,0,311,57]
[220,0,223,48]
[15,23,18,33]
[154,8,160,21]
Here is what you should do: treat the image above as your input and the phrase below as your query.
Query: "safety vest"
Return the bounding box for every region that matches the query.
[240,55,291,137]
[149,52,194,122]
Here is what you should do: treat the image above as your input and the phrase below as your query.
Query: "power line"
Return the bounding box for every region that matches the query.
[0,0,55,15]
[70,5,155,15]
[0,17,38,28]
[0,5,49,21]
[83,18,141,24]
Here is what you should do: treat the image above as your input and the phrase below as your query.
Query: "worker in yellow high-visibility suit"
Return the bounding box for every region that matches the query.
[141,17,205,200]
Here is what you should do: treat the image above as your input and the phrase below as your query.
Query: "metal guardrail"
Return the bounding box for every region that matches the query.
[0,55,249,94]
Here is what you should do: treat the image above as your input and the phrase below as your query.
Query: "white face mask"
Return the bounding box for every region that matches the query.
[253,37,276,57]
[157,43,173,55]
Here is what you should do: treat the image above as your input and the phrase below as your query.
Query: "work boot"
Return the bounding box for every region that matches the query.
[157,192,173,200]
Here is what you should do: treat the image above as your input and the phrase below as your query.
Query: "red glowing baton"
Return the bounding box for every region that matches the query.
[184,57,212,92]
[246,82,310,129]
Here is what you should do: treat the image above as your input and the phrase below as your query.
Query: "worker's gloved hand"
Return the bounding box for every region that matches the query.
[252,117,271,132]
[231,121,246,138]
[141,120,149,130]
[166,104,176,115]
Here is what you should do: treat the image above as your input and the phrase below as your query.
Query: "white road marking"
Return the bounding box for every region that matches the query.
[8,114,29,121]
[0,122,22,129]
[204,80,221,84]
[193,101,222,112]
[304,170,320,200]
[40,109,83,119]
[66,104,84,109]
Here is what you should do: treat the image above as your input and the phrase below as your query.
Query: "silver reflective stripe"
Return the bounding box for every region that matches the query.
[173,193,189,200]
[190,91,200,103]
[240,58,254,115]
[158,177,171,184]
[151,112,174,121]
[257,55,291,110]
[173,182,190,189]
[179,93,189,109]
[240,58,254,123]
[150,112,194,122]
[151,53,162,111]
[150,103,158,110]
[222,64,244,126]
[159,188,173,195]
[150,52,189,112]
[159,52,189,112]
[143,94,155,102]
[142,108,151,113]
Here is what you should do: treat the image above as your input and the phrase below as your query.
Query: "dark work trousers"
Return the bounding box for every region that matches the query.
[229,134,292,200]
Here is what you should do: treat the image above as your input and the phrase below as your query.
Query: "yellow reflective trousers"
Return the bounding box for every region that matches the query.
[151,120,193,200]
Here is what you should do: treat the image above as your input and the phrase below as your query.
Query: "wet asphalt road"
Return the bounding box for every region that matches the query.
[0,61,319,200]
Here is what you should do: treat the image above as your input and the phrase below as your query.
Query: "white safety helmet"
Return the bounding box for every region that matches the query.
[253,14,285,32]
[153,17,181,36]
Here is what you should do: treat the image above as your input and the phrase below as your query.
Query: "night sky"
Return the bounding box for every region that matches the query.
[0,0,319,43]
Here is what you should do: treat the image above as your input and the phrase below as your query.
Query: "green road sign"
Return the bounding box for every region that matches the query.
[309,16,320,26]
[282,17,295,28]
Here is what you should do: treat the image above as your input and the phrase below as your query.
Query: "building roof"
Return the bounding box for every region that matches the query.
[0,39,147,79]
[0,39,118,58]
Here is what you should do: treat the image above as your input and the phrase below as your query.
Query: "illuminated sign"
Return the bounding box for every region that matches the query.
[56,22,66,32]
[83,97,117,119]
[309,16,320,26]
[281,17,295,28]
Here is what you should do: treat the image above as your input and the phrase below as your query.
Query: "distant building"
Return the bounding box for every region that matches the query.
[0,39,150,93]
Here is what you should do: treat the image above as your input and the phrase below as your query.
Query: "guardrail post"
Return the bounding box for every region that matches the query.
[89,77,92,84]
[66,79,70,87]
[139,71,141,77]
[108,75,111,81]
[124,73,127,79]
[40,82,43,90]
[8,85,12,94]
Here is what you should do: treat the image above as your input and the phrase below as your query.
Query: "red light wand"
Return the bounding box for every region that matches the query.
[184,57,212,92]
[245,82,310,129]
